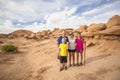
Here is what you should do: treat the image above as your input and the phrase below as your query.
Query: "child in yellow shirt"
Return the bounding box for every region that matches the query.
[59,37,68,71]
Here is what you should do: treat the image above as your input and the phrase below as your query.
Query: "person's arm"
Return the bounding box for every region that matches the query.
[75,38,77,47]
[57,37,59,47]
[58,48,60,56]
[66,50,68,57]
[57,37,60,59]
[58,45,61,59]
[66,45,68,57]
[66,36,69,45]
[57,36,61,47]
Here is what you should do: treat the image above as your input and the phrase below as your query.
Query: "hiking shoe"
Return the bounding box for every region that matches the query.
[73,63,76,66]
[77,63,80,66]
[60,67,64,71]
[80,62,83,66]
[69,64,72,67]
[65,66,67,70]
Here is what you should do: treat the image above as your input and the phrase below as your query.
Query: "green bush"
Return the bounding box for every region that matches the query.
[1,44,18,52]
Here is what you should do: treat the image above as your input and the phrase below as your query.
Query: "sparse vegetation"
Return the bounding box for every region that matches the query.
[1,44,18,53]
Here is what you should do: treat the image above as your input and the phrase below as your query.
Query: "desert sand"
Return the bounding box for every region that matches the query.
[0,37,120,80]
[0,15,120,80]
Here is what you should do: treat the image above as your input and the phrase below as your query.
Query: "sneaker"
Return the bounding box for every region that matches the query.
[73,63,75,66]
[80,62,83,66]
[77,63,80,66]
[65,66,67,70]
[69,64,72,67]
[60,67,64,71]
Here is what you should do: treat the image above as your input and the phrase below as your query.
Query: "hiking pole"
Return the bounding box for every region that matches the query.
[84,42,86,66]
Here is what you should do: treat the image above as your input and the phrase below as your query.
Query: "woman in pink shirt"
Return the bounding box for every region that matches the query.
[75,32,86,66]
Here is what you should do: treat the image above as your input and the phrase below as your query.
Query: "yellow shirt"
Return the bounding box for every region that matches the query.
[59,44,68,56]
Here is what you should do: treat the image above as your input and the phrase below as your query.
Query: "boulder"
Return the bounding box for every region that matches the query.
[86,42,95,47]
[79,25,87,32]
[65,28,73,35]
[8,34,17,39]
[73,31,79,37]
[106,15,120,28]
[103,36,119,40]
[41,30,47,36]
[74,25,87,33]
[9,30,34,38]
[30,33,37,39]
[81,31,94,37]
[94,35,101,39]
[25,33,37,40]
[47,30,52,34]
[35,32,41,39]
[0,34,8,39]
[44,35,49,39]
[97,26,120,36]
[87,23,106,32]
[52,28,63,38]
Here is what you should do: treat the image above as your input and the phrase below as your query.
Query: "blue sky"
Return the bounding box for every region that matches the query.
[0,0,120,34]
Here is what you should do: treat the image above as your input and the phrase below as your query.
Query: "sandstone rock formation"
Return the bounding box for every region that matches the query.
[65,28,73,35]
[98,26,120,36]
[81,31,94,37]
[0,34,8,39]
[0,15,120,41]
[52,28,63,38]
[94,26,120,40]
[106,15,120,28]
[75,25,87,33]
[8,30,34,39]
[87,23,106,32]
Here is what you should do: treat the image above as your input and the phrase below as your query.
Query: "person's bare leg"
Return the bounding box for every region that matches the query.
[61,63,63,68]
[72,52,75,65]
[80,53,83,65]
[69,52,71,66]
[60,63,64,71]
[64,63,67,70]
[63,62,65,67]
[77,52,79,65]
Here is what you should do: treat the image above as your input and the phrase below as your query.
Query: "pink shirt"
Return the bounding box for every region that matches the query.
[75,38,84,50]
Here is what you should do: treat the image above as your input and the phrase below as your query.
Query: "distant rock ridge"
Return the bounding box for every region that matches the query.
[0,15,120,40]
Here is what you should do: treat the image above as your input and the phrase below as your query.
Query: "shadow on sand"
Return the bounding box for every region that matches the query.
[85,54,111,64]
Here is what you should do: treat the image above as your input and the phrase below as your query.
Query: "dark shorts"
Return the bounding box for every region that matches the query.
[76,50,83,53]
[60,56,67,63]
[68,49,76,52]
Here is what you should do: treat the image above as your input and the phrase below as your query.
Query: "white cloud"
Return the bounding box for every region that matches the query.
[87,10,120,24]
[0,0,120,34]
[23,22,45,32]
[0,20,45,34]
[0,0,66,22]
[81,0,120,25]
[0,20,16,34]
[82,0,120,16]
[46,7,78,24]
[45,7,86,29]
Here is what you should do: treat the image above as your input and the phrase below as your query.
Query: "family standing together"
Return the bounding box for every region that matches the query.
[57,30,86,71]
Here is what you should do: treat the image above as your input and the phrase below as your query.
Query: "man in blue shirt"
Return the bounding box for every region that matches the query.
[57,30,69,46]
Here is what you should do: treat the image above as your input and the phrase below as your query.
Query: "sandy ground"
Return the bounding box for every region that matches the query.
[0,38,120,80]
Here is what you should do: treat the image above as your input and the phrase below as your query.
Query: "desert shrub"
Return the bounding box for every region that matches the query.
[1,44,18,52]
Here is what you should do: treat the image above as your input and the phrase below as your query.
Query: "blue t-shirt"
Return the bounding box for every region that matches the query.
[57,36,69,44]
